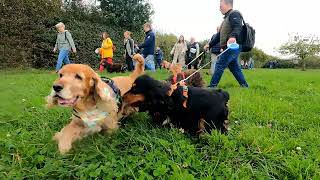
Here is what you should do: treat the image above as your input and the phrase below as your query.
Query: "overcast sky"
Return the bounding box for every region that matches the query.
[150,0,320,56]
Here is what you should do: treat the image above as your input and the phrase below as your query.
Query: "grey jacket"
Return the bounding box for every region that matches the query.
[124,38,134,58]
[55,31,76,50]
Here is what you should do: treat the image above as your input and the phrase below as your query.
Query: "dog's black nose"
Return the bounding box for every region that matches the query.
[53,85,63,92]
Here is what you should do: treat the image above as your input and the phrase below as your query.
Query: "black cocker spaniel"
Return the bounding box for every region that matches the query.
[123,75,230,135]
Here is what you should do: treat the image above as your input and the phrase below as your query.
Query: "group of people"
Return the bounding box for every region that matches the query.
[170,36,201,69]
[53,22,159,73]
[53,0,250,88]
[240,58,254,69]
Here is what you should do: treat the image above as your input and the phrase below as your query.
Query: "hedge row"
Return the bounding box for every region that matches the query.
[0,0,150,69]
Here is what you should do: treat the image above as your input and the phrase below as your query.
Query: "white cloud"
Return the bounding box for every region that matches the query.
[150,0,320,56]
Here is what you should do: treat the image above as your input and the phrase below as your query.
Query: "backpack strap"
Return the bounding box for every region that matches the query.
[230,10,246,26]
[65,31,70,45]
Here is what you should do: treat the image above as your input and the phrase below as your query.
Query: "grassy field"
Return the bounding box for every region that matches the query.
[0,68,320,179]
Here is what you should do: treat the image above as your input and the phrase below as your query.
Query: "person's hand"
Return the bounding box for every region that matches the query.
[95,48,100,54]
[53,48,57,53]
[227,37,236,44]
[72,48,77,53]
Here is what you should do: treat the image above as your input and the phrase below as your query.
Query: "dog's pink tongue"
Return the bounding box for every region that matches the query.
[58,98,75,105]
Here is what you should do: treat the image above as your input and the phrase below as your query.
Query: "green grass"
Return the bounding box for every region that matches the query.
[1,68,320,179]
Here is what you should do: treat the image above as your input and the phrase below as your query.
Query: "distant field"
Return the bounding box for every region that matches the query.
[0,69,319,179]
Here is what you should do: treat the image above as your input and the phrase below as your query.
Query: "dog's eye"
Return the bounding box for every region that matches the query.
[75,74,83,80]
[59,74,63,78]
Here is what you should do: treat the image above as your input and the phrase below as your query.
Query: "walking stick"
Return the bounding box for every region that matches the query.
[181,43,240,82]
[183,52,204,69]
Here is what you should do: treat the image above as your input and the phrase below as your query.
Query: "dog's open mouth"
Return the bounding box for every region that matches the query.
[54,95,79,106]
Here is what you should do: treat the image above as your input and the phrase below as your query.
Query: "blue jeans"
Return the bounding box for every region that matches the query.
[143,54,155,72]
[55,49,71,72]
[209,48,248,87]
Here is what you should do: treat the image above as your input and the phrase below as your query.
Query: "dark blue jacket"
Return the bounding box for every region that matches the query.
[139,30,155,56]
[209,33,221,55]
[155,49,163,60]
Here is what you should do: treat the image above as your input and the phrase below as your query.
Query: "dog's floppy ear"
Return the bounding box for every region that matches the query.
[92,73,112,102]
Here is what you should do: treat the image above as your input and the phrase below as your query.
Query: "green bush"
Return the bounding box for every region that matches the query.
[155,33,177,60]
[304,56,320,69]
[0,0,152,69]
[277,60,297,68]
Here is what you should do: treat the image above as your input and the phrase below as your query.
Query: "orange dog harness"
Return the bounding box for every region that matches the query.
[167,83,189,108]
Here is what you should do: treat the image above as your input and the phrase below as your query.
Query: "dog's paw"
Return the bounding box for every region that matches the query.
[59,145,72,154]
[58,141,72,154]
[52,132,62,142]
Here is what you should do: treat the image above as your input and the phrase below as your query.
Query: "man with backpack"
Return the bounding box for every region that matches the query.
[208,0,252,88]
[187,37,200,69]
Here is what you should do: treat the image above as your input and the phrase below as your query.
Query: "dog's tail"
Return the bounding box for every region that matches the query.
[129,54,145,80]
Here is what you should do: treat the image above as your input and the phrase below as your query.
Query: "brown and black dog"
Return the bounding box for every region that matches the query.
[123,75,229,135]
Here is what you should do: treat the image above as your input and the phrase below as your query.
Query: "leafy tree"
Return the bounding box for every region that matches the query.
[155,33,177,60]
[240,48,271,67]
[99,0,154,32]
[279,34,320,71]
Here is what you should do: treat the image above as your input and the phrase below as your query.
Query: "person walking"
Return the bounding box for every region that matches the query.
[240,60,245,69]
[155,47,164,69]
[248,57,254,69]
[208,0,249,88]
[204,26,221,74]
[123,31,135,71]
[53,22,76,72]
[138,23,156,71]
[187,37,200,69]
[98,32,114,72]
[170,35,187,66]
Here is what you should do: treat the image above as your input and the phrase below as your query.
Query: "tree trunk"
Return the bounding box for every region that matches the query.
[301,59,306,71]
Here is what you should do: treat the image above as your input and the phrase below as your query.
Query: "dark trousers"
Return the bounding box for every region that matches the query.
[155,59,162,69]
[209,48,248,87]
[187,54,199,69]
[125,54,134,71]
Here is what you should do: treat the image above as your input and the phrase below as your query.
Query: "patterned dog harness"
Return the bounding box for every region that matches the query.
[73,108,108,128]
[72,77,122,128]
[101,77,122,108]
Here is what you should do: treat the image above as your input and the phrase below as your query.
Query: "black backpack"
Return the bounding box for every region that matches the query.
[231,11,255,52]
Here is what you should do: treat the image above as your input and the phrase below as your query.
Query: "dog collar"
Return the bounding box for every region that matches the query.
[182,85,188,108]
[73,108,108,128]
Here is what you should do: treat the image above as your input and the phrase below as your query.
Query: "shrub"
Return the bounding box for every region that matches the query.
[0,0,152,69]
[304,56,320,69]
